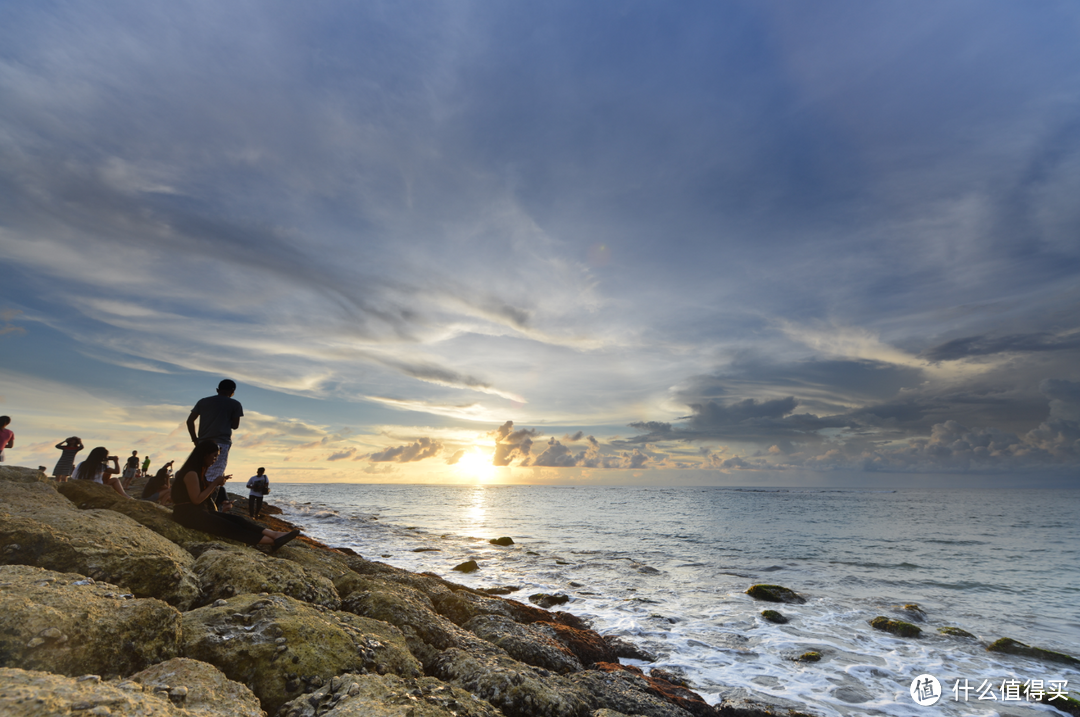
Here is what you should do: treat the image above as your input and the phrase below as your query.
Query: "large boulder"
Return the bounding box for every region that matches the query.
[0,466,46,483]
[463,615,584,674]
[181,593,421,714]
[0,565,182,678]
[0,480,200,610]
[56,479,231,551]
[430,647,591,717]
[278,673,503,717]
[339,575,504,670]
[278,545,355,581]
[192,547,340,608]
[433,589,588,630]
[570,666,705,717]
[131,657,265,717]
[0,667,185,716]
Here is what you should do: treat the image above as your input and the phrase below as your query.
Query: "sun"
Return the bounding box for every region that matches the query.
[455,447,497,483]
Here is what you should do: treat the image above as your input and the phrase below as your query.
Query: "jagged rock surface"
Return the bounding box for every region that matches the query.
[192,546,340,608]
[181,593,421,714]
[0,565,182,678]
[0,667,186,716]
[278,673,504,717]
[0,479,200,610]
[131,657,266,717]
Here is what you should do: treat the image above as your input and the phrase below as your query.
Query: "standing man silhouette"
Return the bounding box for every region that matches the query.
[186,379,244,483]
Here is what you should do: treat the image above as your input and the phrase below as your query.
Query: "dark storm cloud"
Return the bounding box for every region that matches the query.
[923,332,1080,362]
[368,437,443,463]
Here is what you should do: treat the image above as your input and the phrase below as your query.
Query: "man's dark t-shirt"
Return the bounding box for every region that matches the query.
[191,395,244,444]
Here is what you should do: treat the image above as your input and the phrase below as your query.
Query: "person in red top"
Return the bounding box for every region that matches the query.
[0,416,13,464]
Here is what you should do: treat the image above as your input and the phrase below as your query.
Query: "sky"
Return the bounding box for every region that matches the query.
[2,1,1079,487]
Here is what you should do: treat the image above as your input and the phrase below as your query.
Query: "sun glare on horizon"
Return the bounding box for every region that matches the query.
[455,447,498,483]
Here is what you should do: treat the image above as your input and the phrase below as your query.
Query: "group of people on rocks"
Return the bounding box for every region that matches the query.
[4,379,298,551]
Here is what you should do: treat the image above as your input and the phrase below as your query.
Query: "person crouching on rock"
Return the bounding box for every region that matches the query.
[170,441,299,550]
[72,447,130,497]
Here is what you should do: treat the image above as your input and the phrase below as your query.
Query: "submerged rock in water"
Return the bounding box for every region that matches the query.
[897,603,926,622]
[529,592,571,608]
[938,626,976,638]
[987,637,1080,666]
[761,609,788,624]
[604,634,656,662]
[795,652,822,662]
[453,560,479,573]
[745,584,806,604]
[0,564,182,679]
[869,616,921,638]
[489,537,514,546]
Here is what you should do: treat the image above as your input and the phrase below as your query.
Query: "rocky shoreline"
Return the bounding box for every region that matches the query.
[4,464,1079,717]
[1,465,818,717]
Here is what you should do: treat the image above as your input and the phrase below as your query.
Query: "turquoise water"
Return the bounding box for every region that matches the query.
[272,485,1080,717]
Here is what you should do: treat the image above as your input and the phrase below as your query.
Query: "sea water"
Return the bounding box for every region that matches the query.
[269,484,1080,717]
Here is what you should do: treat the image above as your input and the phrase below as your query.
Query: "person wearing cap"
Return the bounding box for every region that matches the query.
[186,379,244,484]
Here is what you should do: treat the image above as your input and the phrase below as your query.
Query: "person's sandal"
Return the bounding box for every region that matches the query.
[272,529,300,551]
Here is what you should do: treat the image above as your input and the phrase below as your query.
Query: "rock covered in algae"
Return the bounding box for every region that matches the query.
[0,565,181,678]
[453,560,480,573]
[745,584,806,604]
[0,667,187,717]
[761,609,788,624]
[489,536,515,546]
[869,616,921,638]
[278,673,503,717]
[181,593,421,714]
[463,614,584,674]
[938,626,976,638]
[987,637,1080,666]
[130,657,264,717]
[0,479,200,610]
[192,546,340,608]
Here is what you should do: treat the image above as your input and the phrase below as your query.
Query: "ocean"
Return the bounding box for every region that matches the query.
[269,484,1080,717]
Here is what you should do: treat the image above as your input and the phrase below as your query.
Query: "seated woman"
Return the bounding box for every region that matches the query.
[140,460,174,504]
[171,441,299,550]
[72,447,130,497]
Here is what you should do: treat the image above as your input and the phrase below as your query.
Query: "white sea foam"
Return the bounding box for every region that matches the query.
[272,485,1080,717]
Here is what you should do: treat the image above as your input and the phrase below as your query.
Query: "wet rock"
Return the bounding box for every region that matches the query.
[795,652,821,662]
[339,575,504,671]
[0,667,186,716]
[478,586,520,595]
[489,537,514,546]
[414,547,442,552]
[535,622,617,666]
[574,663,714,717]
[603,635,656,662]
[0,565,181,678]
[896,603,926,622]
[0,479,200,610]
[433,588,589,630]
[987,637,1080,666]
[453,560,480,573]
[760,610,788,624]
[649,668,690,688]
[464,615,584,674]
[938,626,976,638]
[431,647,591,717]
[530,593,571,608]
[744,585,805,604]
[869,616,921,638]
[278,673,503,717]
[131,657,264,717]
[192,547,340,608]
[181,593,420,714]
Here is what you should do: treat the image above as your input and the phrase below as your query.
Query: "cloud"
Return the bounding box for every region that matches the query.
[445,449,465,465]
[923,332,1080,362]
[0,309,26,337]
[368,437,443,463]
[490,420,539,466]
